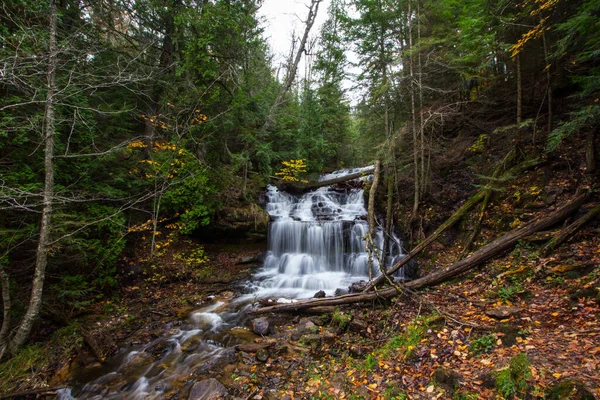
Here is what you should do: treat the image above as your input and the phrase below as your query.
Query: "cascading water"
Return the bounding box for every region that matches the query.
[58,167,405,399]
[247,175,404,299]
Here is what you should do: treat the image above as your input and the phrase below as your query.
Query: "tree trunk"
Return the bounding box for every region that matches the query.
[8,0,57,354]
[540,203,600,257]
[0,267,11,356]
[382,165,394,266]
[586,128,596,174]
[542,30,553,137]
[366,161,381,277]
[276,166,374,193]
[408,0,419,220]
[251,193,588,314]
[515,53,522,147]
[364,188,487,291]
[264,0,321,131]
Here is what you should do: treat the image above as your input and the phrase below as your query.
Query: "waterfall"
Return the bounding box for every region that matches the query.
[249,168,404,299]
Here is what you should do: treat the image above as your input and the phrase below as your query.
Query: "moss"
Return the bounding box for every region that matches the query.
[546,380,595,400]
[495,353,531,399]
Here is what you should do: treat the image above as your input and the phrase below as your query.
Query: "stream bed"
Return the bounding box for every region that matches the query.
[59,167,405,399]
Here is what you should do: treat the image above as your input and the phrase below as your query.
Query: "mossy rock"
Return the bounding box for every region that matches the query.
[546,380,595,400]
[495,323,521,347]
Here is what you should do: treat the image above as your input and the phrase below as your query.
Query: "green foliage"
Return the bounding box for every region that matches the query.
[496,353,532,399]
[0,345,48,393]
[468,134,488,153]
[331,309,352,330]
[361,354,377,373]
[469,334,496,355]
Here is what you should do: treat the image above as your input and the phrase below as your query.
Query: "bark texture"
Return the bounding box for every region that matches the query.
[8,0,57,354]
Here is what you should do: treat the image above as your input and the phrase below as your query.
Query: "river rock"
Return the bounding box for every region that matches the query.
[188,378,228,400]
[485,306,521,319]
[334,288,348,296]
[313,290,326,298]
[349,318,368,336]
[256,348,269,362]
[349,280,367,293]
[297,318,317,334]
[251,317,271,335]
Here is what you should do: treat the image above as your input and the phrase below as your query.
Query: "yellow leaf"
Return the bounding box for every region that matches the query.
[553,373,562,378]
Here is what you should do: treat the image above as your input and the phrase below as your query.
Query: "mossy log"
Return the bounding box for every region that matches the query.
[540,203,600,257]
[276,167,374,194]
[249,192,587,314]
[364,157,543,291]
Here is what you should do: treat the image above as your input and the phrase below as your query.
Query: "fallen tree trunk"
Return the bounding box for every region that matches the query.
[364,157,543,291]
[250,192,587,314]
[277,167,374,194]
[402,192,588,288]
[540,203,600,257]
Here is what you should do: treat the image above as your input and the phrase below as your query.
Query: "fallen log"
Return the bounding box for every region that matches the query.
[277,167,374,194]
[0,387,65,399]
[540,203,600,257]
[364,157,543,291]
[250,192,587,314]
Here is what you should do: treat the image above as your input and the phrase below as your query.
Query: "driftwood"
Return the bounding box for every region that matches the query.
[250,192,587,314]
[364,157,543,291]
[277,167,374,194]
[540,203,600,256]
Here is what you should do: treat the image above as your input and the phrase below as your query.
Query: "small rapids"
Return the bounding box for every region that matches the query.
[59,167,406,399]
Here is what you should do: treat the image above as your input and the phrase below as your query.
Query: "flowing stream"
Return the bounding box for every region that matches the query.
[59,167,404,399]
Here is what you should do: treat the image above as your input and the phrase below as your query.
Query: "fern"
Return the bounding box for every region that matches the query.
[546,104,600,152]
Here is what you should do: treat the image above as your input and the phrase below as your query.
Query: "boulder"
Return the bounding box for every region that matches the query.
[485,306,521,319]
[188,378,228,400]
[313,290,326,298]
[348,319,368,336]
[251,317,271,336]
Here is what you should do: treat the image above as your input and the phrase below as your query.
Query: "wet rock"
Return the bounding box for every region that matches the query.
[349,280,367,293]
[194,349,236,375]
[313,290,326,298]
[348,319,368,336]
[297,318,317,335]
[145,339,177,360]
[433,368,461,394]
[188,378,228,400]
[256,348,269,362]
[546,380,595,400]
[251,317,271,336]
[334,288,348,296]
[486,306,521,319]
[238,254,264,264]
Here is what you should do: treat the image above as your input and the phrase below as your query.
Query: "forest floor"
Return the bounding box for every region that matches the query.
[2,143,599,400]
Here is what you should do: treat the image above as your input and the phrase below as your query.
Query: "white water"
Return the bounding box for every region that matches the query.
[246,171,404,299]
[60,167,405,399]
